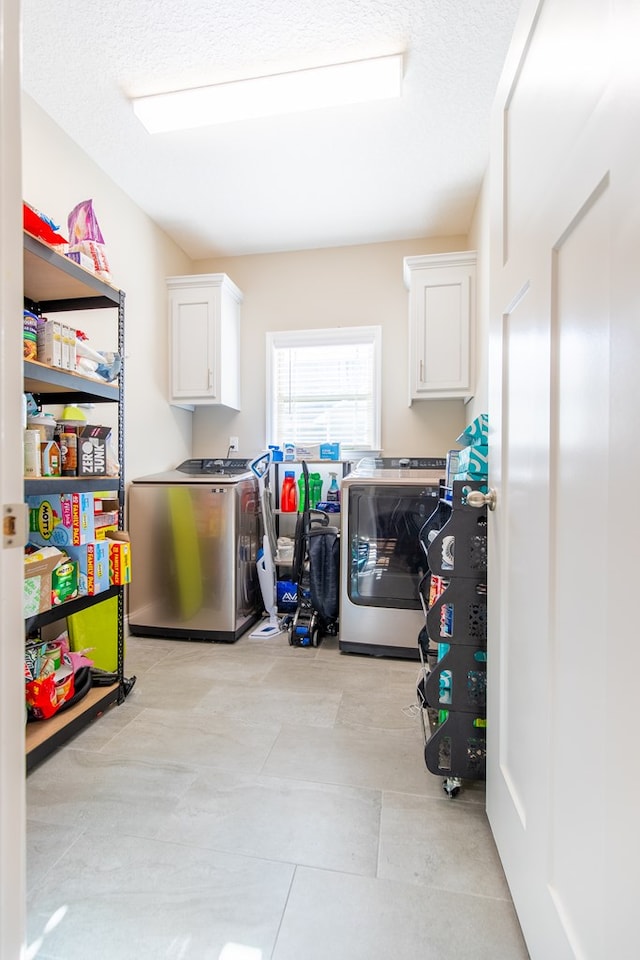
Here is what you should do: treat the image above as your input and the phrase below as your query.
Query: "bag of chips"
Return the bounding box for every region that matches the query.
[67,199,111,281]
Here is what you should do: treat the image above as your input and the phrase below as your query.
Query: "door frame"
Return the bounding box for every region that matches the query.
[0,0,27,955]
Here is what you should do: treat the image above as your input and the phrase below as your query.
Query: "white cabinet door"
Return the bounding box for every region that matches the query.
[168,273,242,409]
[404,251,475,401]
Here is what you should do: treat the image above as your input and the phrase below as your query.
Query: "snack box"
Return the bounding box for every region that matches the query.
[27,493,95,546]
[106,531,131,585]
[77,425,111,477]
[51,559,79,605]
[64,540,110,596]
[36,318,63,368]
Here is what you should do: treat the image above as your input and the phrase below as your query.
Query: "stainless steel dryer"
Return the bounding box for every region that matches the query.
[339,457,445,658]
[127,458,262,642]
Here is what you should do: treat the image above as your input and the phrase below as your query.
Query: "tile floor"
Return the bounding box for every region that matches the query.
[26,630,529,960]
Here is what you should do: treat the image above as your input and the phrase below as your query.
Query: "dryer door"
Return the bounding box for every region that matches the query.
[347,482,438,609]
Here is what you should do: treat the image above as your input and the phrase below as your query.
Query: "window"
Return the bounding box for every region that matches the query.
[266,326,381,450]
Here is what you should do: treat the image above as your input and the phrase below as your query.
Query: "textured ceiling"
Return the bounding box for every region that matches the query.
[21,0,523,258]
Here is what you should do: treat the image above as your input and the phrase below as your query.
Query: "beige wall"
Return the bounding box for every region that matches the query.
[192,238,471,459]
[467,171,490,422]
[21,95,193,483]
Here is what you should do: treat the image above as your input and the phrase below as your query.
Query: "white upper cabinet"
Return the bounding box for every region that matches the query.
[403,251,476,402]
[168,273,242,410]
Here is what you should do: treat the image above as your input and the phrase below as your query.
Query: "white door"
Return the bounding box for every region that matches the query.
[487,1,640,957]
[0,0,27,955]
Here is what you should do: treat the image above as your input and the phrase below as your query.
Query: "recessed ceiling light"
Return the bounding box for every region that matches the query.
[131,54,403,133]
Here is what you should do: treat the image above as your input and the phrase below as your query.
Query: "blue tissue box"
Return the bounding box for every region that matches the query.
[457,444,488,476]
[456,414,488,448]
[319,443,340,460]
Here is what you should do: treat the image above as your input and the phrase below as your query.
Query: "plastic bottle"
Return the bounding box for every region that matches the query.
[297,474,306,512]
[55,425,78,477]
[326,472,340,502]
[281,471,298,511]
[311,472,323,508]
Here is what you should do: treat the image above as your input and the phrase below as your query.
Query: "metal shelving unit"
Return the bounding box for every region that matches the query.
[23,232,129,769]
[418,481,488,798]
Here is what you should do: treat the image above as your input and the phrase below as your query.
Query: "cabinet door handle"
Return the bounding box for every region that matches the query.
[419,359,424,382]
[466,488,497,511]
[208,369,213,389]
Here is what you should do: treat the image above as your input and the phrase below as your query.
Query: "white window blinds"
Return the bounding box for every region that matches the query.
[266,326,381,449]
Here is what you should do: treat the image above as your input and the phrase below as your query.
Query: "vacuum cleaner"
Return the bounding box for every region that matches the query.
[249,451,285,639]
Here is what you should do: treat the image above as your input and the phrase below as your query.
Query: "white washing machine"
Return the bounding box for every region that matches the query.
[339,458,445,658]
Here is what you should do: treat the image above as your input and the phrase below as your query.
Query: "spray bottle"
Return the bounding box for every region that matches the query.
[326,472,340,503]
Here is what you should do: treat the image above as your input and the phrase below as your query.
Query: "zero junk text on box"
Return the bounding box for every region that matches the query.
[77,426,111,476]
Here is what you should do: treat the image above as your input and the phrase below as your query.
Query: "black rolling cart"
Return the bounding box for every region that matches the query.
[417,480,488,798]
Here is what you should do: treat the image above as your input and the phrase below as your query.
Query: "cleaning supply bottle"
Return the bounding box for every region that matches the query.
[326,472,340,503]
[297,473,306,512]
[310,472,322,508]
[281,471,297,511]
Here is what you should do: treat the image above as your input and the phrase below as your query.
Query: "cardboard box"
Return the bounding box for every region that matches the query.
[456,413,488,448]
[24,553,60,616]
[94,497,120,514]
[77,425,111,476]
[294,444,320,460]
[51,559,79,606]
[62,324,77,371]
[319,443,340,460]
[456,444,488,477]
[36,318,63,368]
[106,531,131,585]
[24,429,41,478]
[64,540,110,596]
[95,524,119,540]
[66,250,95,272]
[28,493,95,546]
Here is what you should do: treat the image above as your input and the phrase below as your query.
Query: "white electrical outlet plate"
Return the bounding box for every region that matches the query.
[229,436,239,452]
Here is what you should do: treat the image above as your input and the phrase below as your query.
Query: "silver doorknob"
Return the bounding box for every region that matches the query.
[466,488,497,511]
